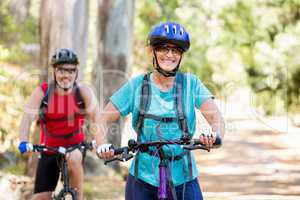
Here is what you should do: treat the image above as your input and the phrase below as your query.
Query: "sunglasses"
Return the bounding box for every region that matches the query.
[154,45,183,56]
[55,67,77,75]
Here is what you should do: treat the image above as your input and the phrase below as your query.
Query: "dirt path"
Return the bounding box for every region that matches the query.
[197,119,300,200]
[83,118,300,200]
[2,118,299,200]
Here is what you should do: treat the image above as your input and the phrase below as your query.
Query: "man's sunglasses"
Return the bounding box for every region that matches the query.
[55,67,77,75]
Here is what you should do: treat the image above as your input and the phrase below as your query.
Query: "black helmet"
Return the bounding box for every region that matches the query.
[50,49,79,67]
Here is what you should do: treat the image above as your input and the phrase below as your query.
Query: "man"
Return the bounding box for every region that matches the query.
[18,49,99,200]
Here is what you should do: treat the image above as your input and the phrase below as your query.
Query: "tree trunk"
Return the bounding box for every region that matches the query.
[26,0,89,176]
[39,0,89,82]
[93,0,135,171]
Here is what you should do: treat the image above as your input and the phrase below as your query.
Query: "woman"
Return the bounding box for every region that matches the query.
[96,22,225,200]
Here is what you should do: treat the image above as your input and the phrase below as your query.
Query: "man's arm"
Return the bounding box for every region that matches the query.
[19,86,44,142]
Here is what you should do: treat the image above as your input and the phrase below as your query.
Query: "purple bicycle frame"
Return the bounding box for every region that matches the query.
[158,162,168,199]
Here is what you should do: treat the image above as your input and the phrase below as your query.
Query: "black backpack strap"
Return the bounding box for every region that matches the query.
[136,73,152,135]
[134,73,151,178]
[39,81,55,123]
[134,72,193,180]
[73,83,85,111]
[175,73,193,179]
[41,112,82,122]
[143,114,177,123]
[44,128,81,139]
[145,149,188,161]
[175,72,189,137]
[40,81,55,109]
[166,161,178,200]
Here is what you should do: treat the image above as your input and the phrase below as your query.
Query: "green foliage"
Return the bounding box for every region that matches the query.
[0,65,37,151]
[0,0,38,64]
[288,66,300,111]
[134,0,300,114]
[0,1,18,44]
[0,45,33,64]
[2,156,27,175]
[83,176,125,199]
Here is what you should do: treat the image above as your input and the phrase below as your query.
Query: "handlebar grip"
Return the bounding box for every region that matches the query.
[193,136,222,147]
[192,139,202,145]
[214,136,222,146]
[83,141,96,150]
[113,147,126,155]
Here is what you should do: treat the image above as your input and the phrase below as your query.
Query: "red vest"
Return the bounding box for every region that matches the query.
[39,83,85,147]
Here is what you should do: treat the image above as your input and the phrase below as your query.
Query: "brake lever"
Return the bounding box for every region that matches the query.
[122,153,134,161]
[104,157,118,165]
[104,153,134,165]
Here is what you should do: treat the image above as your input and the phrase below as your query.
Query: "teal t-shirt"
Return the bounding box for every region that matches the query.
[110,72,213,187]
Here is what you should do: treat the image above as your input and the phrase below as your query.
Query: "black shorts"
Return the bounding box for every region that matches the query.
[34,153,62,193]
[34,154,61,193]
[34,149,85,194]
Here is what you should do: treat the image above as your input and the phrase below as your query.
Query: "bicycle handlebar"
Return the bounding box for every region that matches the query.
[31,140,96,155]
[104,136,222,164]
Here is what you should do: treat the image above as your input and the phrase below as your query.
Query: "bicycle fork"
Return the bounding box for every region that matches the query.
[61,157,76,194]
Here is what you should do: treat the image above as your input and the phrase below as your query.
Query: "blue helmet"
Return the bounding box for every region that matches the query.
[148,22,190,52]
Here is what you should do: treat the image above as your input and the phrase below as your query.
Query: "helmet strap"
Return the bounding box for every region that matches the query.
[153,52,182,77]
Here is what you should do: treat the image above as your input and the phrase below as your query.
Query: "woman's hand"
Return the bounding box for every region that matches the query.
[199,133,215,149]
[96,143,114,160]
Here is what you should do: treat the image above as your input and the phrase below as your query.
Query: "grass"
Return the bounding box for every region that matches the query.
[83,175,125,200]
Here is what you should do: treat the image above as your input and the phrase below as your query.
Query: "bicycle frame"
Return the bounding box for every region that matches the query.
[56,156,73,199]
[32,141,95,200]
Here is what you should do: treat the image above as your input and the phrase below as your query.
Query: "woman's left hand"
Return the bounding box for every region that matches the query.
[199,133,216,149]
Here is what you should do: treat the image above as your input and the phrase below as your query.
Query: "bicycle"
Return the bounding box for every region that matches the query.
[31,141,96,200]
[105,136,222,200]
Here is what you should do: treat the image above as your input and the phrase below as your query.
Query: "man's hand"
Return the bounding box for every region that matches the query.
[18,141,33,154]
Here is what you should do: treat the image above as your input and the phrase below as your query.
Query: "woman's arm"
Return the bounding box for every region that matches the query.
[199,98,225,147]
[78,84,121,145]
[94,102,121,159]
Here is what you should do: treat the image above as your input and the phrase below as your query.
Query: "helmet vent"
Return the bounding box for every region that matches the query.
[172,25,177,34]
[179,27,184,36]
[148,22,190,52]
[55,51,59,60]
[51,49,79,66]
[164,25,169,33]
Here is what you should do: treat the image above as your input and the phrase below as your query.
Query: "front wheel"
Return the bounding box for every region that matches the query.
[54,189,77,200]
